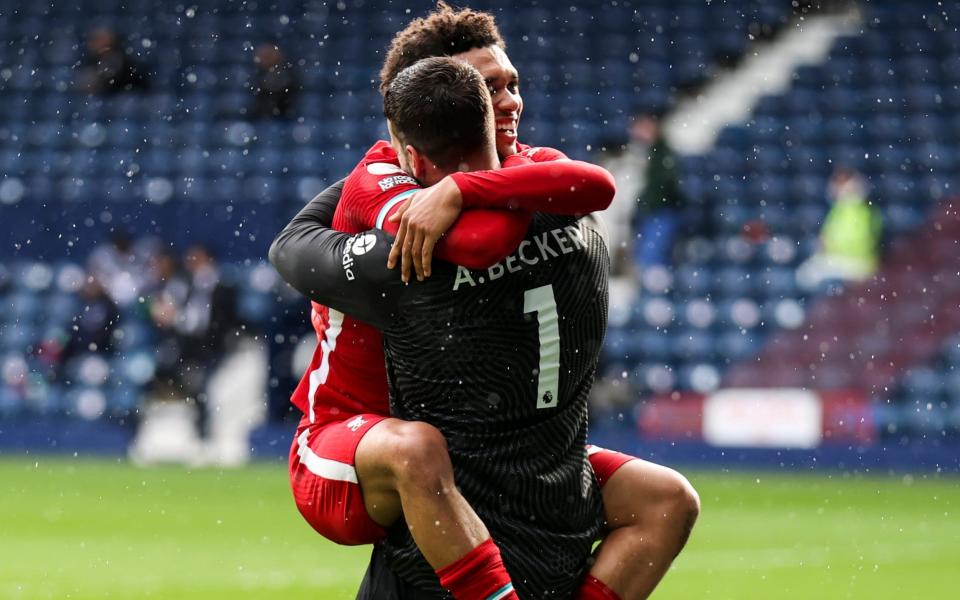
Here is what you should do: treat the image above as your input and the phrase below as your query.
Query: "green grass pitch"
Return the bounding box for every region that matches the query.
[1,457,957,599]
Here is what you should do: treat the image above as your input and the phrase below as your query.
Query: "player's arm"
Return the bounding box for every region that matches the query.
[451,152,616,214]
[269,190,402,329]
[270,178,344,255]
[380,186,531,283]
[348,161,531,282]
[386,152,616,280]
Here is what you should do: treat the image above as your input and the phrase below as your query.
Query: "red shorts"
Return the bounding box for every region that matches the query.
[289,411,636,546]
[289,413,389,545]
[586,444,635,488]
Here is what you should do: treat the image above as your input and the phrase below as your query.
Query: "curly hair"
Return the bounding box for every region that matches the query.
[379,1,505,93]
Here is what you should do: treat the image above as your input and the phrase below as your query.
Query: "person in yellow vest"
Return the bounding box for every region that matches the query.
[797,167,882,290]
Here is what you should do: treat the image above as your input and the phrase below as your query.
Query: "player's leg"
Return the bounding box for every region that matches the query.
[580,447,700,600]
[289,415,392,546]
[291,414,518,599]
[354,418,518,600]
[354,418,489,565]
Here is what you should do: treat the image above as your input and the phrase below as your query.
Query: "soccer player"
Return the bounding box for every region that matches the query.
[277,54,612,598]
[373,10,700,598]
[275,80,616,600]
[273,5,699,600]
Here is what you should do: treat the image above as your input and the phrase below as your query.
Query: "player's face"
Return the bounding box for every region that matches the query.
[453,45,523,157]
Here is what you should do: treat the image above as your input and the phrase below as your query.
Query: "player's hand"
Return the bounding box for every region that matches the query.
[387,176,464,282]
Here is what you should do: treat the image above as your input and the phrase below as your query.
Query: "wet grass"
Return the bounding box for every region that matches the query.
[1,458,956,599]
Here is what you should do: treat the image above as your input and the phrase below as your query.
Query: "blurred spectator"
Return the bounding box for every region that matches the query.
[61,278,119,363]
[31,275,118,389]
[797,167,882,290]
[251,43,300,119]
[632,112,687,269]
[146,250,192,403]
[87,233,154,309]
[596,131,648,275]
[76,27,149,94]
[133,246,265,465]
[742,219,770,245]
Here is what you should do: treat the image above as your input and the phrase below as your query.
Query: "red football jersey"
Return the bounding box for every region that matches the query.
[291,141,415,424]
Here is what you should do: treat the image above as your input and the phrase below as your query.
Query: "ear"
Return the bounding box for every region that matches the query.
[405,144,429,181]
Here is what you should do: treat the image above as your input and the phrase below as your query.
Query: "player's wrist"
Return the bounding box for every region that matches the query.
[441,175,464,210]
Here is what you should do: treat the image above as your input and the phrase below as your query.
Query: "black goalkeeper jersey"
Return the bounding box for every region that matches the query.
[271,193,609,599]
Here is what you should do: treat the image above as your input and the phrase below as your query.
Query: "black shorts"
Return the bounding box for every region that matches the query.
[355,544,450,600]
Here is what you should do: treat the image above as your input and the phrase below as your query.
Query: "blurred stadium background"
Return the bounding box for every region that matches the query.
[1,0,958,598]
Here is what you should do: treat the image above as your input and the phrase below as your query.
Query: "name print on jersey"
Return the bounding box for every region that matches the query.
[452,224,587,291]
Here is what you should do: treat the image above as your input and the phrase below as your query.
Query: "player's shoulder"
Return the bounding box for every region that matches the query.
[343,141,415,199]
[530,212,608,249]
[351,140,404,179]
[361,140,401,167]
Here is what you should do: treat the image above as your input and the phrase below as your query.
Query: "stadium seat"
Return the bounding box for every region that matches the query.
[1,0,957,431]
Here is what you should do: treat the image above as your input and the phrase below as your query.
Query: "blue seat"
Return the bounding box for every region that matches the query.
[207,176,244,203]
[177,176,208,202]
[942,335,960,366]
[636,331,673,362]
[751,144,786,175]
[677,363,721,393]
[757,202,792,233]
[672,330,716,362]
[716,330,759,361]
[0,386,22,417]
[785,114,825,145]
[45,292,80,326]
[208,148,247,176]
[748,172,788,200]
[107,381,140,414]
[291,147,321,173]
[631,362,677,394]
[904,85,942,114]
[63,386,107,419]
[884,202,926,234]
[899,401,949,436]
[1,322,37,350]
[713,266,752,298]
[822,116,863,143]
[711,202,752,234]
[674,265,715,297]
[765,266,798,298]
[0,149,22,175]
[900,367,945,402]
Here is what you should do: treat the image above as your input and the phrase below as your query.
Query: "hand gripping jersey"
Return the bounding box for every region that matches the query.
[275,212,610,599]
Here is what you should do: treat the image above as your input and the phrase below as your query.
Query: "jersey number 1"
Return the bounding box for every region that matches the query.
[523,284,560,409]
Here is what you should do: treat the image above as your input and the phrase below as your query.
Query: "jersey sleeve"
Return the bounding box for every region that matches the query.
[417,209,532,270]
[342,146,530,270]
[270,177,344,261]
[449,158,616,215]
[517,145,569,162]
[340,152,422,233]
[270,199,404,330]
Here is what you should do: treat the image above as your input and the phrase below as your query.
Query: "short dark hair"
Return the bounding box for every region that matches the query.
[379,1,505,93]
[383,56,493,171]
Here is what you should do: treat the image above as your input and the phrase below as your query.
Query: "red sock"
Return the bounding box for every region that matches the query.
[576,574,623,600]
[436,538,518,600]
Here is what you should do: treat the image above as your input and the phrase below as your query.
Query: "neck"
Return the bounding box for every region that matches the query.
[427,148,498,185]
[456,147,499,174]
